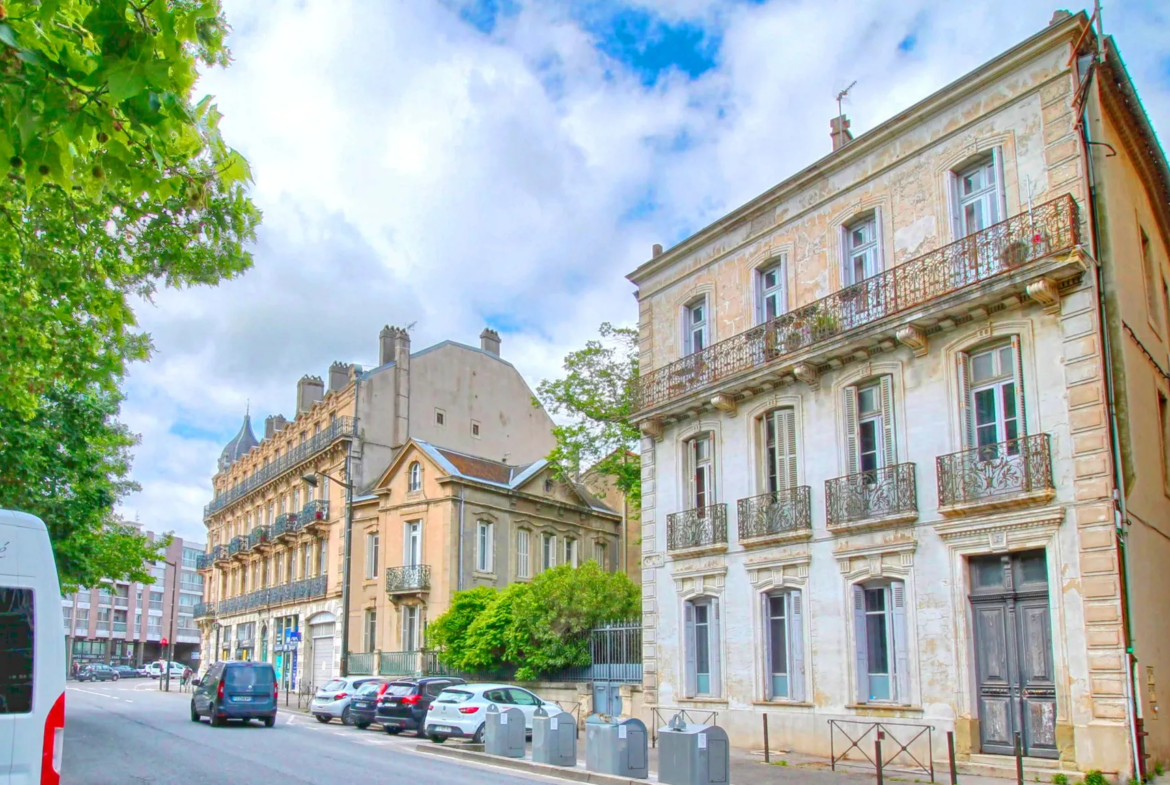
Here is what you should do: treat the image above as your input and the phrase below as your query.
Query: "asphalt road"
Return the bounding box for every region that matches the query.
[61,680,559,785]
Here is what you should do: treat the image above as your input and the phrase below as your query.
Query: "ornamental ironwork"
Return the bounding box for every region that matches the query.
[228,536,247,557]
[737,487,812,540]
[213,544,229,562]
[196,552,215,570]
[666,504,728,551]
[826,463,917,527]
[193,602,216,619]
[248,525,270,549]
[272,512,299,538]
[385,565,431,594]
[301,499,329,524]
[211,576,328,618]
[936,433,1053,507]
[632,195,1079,412]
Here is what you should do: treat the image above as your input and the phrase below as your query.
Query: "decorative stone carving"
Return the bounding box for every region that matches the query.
[1026,277,1061,313]
[640,419,664,440]
[711,393,737,415]
[793,363,820,390]
[896,324,929,357]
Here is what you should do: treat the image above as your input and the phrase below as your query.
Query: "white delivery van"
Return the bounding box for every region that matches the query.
[0,509,66,785]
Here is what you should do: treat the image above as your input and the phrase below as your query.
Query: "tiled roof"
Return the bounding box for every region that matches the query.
[435,448,526,485]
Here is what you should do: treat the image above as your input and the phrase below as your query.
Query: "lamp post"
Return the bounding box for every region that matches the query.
[159,559,180,692]
[302,467,354,678]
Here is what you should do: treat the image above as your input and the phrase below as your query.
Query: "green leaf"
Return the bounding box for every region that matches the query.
[105,65,148,102]
[0,24,17,48]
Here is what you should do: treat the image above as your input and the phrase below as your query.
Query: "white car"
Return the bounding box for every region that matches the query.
[423,683,548,744]
[147,660,186,679]
[310,676,384,724]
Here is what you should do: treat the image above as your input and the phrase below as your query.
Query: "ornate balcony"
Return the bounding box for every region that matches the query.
[228,536,248,559]
[213,576,328,618]
[385,565,430,595]
[213,544,229,563]
[248,525,271,550]
[301,499,329,527]
[632,196,1080,416]
[737,487,813,545]
[826,463,918,531]
[272,512,300,539]
[196,552,215,570]
[667,504,728,553]
[937,433,1054,514]
[194,602,216,619]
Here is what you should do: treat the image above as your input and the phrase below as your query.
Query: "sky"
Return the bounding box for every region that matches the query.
[118,0,1170,544]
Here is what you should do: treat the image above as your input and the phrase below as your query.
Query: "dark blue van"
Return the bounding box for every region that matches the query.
[190,661,278,727]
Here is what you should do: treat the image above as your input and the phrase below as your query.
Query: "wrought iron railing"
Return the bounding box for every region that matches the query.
[213,544,229,562]
[737,487,812,540]
[301,499,329,523]
[204,416,356,518]
[633,195,1079,412]
[590,619,643,683]
[272,512,299,538]
[666,504,728,551]
[379,650,421,677]
[213,576,327,617]
[826,463,917,527]
[348,653,377,675]
[385,565,430,594]
[196,552,215,570]
[248,525,271,549]
[937,433,1053,507]
[194,602,216,619]
[228,536,247,557]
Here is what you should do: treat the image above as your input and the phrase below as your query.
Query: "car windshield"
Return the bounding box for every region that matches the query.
[436,690,473,704]
[321,679,347,692]
[384,683,415,697]
[224,665,274,689]
[356,682,382,696]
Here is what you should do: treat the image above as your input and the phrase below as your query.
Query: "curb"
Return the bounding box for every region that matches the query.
[414,743,658,785]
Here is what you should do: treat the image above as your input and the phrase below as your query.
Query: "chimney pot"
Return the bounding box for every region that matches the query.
[296,375,325,415]
[830,115,853,151]
[652,243,663,258]
[480,328,501,356]
[328,361,353,392]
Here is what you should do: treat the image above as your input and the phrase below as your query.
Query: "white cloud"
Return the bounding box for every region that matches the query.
[119,0,1170,542]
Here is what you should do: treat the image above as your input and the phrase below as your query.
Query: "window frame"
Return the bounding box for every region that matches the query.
[958,337,1027,454]
[951,151,1006,240]
[408,462,422,492]
[761,407,798,494]
[402,605,420,652]
[844,377,897,476]
[564,537,578,568]
[404,521,422,568]
[593,541,607,569]
[757,258,787,324]
[516,529,531,579]
[851,580,909,705]
[364,609,377,653]
[365,531,379,580]
[686,433,715,511]
[841,212,881,286]
[683,596,721,698]
[475,520,494,573]
[541,532,556,572]
[684,296,709,356]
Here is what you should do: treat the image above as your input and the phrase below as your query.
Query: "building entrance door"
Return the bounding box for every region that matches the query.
[969,550,1057,758]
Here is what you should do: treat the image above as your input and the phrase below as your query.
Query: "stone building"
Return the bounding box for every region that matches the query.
[627,12,1170,780]
[345,438,623,675]
[194,327,556,693]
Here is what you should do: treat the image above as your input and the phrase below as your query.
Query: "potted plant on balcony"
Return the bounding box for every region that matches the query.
[999,238,1030,269]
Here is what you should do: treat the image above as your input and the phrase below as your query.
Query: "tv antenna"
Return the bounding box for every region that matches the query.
[836,80,857,121]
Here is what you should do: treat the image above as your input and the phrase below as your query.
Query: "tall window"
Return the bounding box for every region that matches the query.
[762,408,798,493]
[853,581,908,703]
[365,532,379,579]
[516,530,530,579]
[402,606,420,651]
[758,260,786,323]
[266,502,274,527]
[292,486,300,513]
[303,543,311,579]
[318,536,328,577]
[964,341,1024,457]
[687,434,714,510]
[408,462,422,492]
[285,550,294,583]
[364,610,377,653]
[685,297,708,355]
[1159,390,1170,491]
[541,533,556,571]
[1141,229,1160,327]
[476,521,494,573]
[844,214,879,285]
[955,155,1001,236]
[404,522,421,567]
[844,378,896,475]
[684,598,720,697]
[764,591,805,701]
[594,541,607,569]
[564,538,578,568]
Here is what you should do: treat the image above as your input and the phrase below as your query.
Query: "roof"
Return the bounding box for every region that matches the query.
[218,413,259,471]
[358,339,515,381]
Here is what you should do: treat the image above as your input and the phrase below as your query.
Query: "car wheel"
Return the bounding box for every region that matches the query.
[315,715,330,724]
[341,707,354,726]
[264,716,276,728]
[472,724,485,744]
[190,702,199,723]
[355,722,369,730]
[385,727,401,735]
[429,735,446,744]
[210,704,224,727]
[113,674,119,681]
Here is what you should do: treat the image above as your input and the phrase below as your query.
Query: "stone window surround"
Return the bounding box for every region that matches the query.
[672,564,727,704]
[748,553,812,705]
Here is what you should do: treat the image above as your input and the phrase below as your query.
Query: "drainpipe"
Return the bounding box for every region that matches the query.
[339,374,361,678]
[457,486,466,591]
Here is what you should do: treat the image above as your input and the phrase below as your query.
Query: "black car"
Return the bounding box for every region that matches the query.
[374,677,466,735]
[348,679,388,729]
[112,665,139,679]
[77,663,119,682]
[190,661,278,727]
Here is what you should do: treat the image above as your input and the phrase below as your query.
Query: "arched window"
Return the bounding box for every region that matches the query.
[408,461,422,492]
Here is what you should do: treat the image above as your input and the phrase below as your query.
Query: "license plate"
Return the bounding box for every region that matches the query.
[234,696,253,702]
[431,726,452,733]
[354,702,369,709]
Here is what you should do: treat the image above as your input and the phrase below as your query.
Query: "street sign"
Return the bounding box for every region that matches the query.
[286,631,301,642]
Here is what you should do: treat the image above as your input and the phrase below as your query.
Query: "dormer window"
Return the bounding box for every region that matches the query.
[685,298,708,355]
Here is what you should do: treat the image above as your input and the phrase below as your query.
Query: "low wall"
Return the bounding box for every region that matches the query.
[518,681,645,729]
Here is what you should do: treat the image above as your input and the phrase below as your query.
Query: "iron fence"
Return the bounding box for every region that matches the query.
[378,650,421,677]
[212,544,229,562]
[632,195,1079,412]
[737,487,812,540]
[193,601,215,619]
[228,536,247,557]
[348,653,377,675]
[829,719,935,782]
[937,433,1053,507]
[666,504,728,551]
[590,619,642,683]
[826,463,917,527]
[385,565,431,594]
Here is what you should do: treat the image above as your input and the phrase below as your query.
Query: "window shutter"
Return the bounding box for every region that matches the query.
[992,147,1008,222]
[948,171,962,241]
[879,375,897,467]
[776,408,799,492]
[853,584,869,704]
[761,593,773,699]
[957,352,974,448]
[1011,335,1027,437]
[710,600,722,698]
[892,581,910,704]
[844,386,860,475]
[874,207,886,272]
[684,603,697,697]
[789,590,805,702]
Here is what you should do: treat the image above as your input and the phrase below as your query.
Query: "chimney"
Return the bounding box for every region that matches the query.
[296,375,324,414]
[379,326,395,366]
[830,115,853,151]
[264,415,277,439]
[480,328,501,356]
[328,361,352,392]
[273,414,288,433]
[391,327,411,365]
[652,244,663,258]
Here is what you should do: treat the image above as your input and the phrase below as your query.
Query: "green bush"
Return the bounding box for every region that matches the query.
[425,586,498,670]
[1053,775,1068,785]
[1082,771,1108,785]
[462,583,530,672]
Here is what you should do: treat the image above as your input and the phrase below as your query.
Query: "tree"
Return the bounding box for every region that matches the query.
[536,322,641,508]
[0,384,167,592]
[425,586,497,671]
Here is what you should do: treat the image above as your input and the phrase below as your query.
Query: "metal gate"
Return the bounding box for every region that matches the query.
[591,620,642,716]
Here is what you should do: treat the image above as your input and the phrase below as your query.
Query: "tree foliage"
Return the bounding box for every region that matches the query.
[536,322,641,508]
[425,586,496,671]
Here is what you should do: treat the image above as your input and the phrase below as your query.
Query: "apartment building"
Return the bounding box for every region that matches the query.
[345,439,623,675]
[194,326,556,692]
[63,530,205,671]
[628,12,1170,780]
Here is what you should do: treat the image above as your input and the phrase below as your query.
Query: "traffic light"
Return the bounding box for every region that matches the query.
[161,637,168,646]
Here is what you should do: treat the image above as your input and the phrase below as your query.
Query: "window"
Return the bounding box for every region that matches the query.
[404,522,421,568]
[762,408,798,493]
[292,486,300,513]
[476,521,494,573]
[408,462,422,492]
[758,260,786,323]
[1141,229,1160,328]
[364,610,377,653]
[564,538,578,568]
[687,434,715,510]
[844,378,896,475]
[402,606,420,651]
[435,409,446,427]
[963,340,1025,457]
[1159,390,1170,492]
[544,478,554,494]
[318,536,328,576]
[763,590,805,701]
[472,421,481,438]
[365,532,379,579]
[685,297,708,355]
[303,543,312,579]
[684,598,720,697]
[852,581,908,703]
[843,214,879,285]
[266,502,274,527]
[594,541,608,569]
[0,589,34,714]
[516,530,530,579]
[541,533,556,571]
[286,550,294,583]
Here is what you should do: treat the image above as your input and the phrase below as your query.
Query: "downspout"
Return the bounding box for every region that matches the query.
[457,486,466,591]
[339,373,360,678]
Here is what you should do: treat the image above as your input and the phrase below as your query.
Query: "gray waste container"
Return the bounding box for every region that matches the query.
[585,715,648,779]
[532,706,577,766]
[657,713,730,785]
[484,704,525,758]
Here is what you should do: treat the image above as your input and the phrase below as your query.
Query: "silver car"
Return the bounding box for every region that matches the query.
[311,677,383,725]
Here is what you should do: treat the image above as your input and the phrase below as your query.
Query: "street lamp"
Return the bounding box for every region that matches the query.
[159,559,180,692]
[302,470,355,678]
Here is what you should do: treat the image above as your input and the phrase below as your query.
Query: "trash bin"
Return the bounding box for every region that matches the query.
[657,713,730,785]
[585,715,648,779]
[533,706,577,766]
[484,703,525,758]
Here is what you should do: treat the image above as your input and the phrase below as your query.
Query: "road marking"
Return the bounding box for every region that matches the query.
[68,687,119,699]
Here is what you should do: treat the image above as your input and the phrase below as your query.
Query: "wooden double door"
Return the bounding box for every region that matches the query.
[969,550,1058,758]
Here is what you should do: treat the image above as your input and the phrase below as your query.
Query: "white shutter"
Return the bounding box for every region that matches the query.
[684,603,697,697]
[789,590,805,702]
[853,584,869,703]
[874,206,887,272]
[992,146,1008,222]
[1011,335,1027,437]
[879,375,897,467]
[892,581,910,704]
[710,600,722,698]
[957,352,974,448]
[761,593,773,699]
[844,386,860,475]
[777,409,799,491]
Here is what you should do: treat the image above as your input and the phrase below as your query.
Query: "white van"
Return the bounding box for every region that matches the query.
[146,661,186,679]
[0,510,66,785]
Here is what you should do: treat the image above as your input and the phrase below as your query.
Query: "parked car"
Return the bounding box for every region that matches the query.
[77,663,119,682]
[112,665,139,679]
[347,679,388,729]
[422,683,548,744]
[147,660,186,679]
[190,660,278,727]
[373,677,466,735]
[135,665,153,677]
[310,676,384,725]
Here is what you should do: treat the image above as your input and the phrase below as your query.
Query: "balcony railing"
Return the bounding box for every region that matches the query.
[666,504,728,551]
[228,536,247,557]
[385,565,431,594]
[215,576,328,617]
[272,512,300,538]
[204,416,356,518]
[737,487,812,541]
[301,499,329,524]
[194,602,216,619]
[213,544,229,562]
[249,525,271,549]
[113,597,129,609]
[348,653,377,675]
[632,195,1079,412]
[378,650,422,677]
[112,622,127,633]
[826,463,918,528]
[196,552,215,570]
[937,433,1053,508]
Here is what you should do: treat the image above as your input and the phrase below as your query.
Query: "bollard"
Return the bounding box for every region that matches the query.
[763,714,770,764]
[876,731,884,785]
[947,730,958,785]
[1014,732,1024,785]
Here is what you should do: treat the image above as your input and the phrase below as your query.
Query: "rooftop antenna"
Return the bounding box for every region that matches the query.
[405,321,417,332]
[836,80,857,124]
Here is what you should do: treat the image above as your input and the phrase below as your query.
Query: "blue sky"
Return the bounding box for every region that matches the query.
[119,0,1170,542]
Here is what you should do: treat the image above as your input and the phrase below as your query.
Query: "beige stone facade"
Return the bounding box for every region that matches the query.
[627,13,1169,780]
